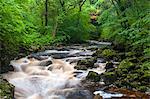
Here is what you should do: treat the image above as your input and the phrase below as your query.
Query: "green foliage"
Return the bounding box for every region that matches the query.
[0,76,14,99]
[59,8,95,42]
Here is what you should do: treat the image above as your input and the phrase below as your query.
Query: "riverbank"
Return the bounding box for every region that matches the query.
[0,41,150,98]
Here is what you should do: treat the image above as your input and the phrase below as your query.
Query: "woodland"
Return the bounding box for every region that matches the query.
[0,0,150,98]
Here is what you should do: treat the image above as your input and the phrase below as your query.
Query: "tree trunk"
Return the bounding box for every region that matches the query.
[52,19,58,37]
[45,0,48,26]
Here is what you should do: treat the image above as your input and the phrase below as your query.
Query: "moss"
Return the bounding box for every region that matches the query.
[118,59,135,70]
[92,49,103,57]
[140,71,150,82]
[75,65,88,70]
[102,72,117,84]
[76,58,96,69]
[105,61,115,72]
[137,86,148,92]
[86,71,100,82]
[92,46,111,57]
[0,76,14,99]
[101,49,116,60]
[125,52,136,57]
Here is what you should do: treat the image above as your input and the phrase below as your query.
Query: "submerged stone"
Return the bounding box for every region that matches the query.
[65,89,93,99]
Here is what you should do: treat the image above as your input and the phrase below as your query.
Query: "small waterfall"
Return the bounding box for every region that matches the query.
[3,57,82,99]
[3,44,109,99]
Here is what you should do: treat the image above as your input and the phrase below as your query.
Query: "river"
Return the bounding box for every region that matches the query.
[2,41,128,99]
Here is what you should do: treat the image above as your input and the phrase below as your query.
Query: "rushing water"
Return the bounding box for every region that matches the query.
[3,41,125,99]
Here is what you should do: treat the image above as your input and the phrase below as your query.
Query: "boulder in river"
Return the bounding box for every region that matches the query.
[86,71,100,82]
[105,61,115,72]
[50,88,93,99]
[75,58,97,70]
[101,72,117,85]
[65,89,93,99]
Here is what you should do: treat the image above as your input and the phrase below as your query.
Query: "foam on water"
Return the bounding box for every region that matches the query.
[3,45,110,99]
[94,90,123,99]
[3,57,80,99]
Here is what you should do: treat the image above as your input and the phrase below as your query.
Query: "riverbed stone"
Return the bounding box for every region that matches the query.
[105,61,115,72]
[65,89,93,99]
[101,72,117,84]
[75,58,97,70]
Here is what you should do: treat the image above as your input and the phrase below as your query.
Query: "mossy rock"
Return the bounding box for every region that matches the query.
[101,49,116,60]
[105,61,115,72]
[125,52,136,57]
[113,52,126,62]
[140,71,150,82]
[118,59,135,70]
[75,65,88,70]
[137,86,149,92]
[139,56,150,63]
[86,71,100,82]
[92,46,111,57]
[102,59,150,92]
[0,76,14,99]
[76,58,97,69]
[112,42,126,52]
[92,49,103,57]
[101,72,117,84]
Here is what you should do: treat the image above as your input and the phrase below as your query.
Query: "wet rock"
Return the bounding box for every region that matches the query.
[77,58,96,68]
[92,46,111,57]
[51,53,69,59]
[68,51,93,57]
[102,60,150,92]
[39,60,52,66]
[105,86,150,99]
[56,48,70,51]
[96,58,106,63]
[87,47,98,51]
[75,65,88,70]
[86,71,100,82]
[125,52,136,57]
[27,55,49,60]
[92,49,103,57]
[101,72,117,85]
[52,88,93,99]
[65,89,93,99]
[105,61,115,72]
[0,64,14,74]
[113,52,126,62]
[112,42,125,52]
[94,94,103,99]
[82,80,105,93]
[0,76,14,99]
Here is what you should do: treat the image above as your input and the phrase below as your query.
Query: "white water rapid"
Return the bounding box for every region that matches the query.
[3,42,115,99]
